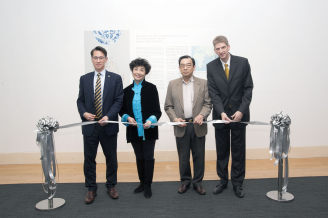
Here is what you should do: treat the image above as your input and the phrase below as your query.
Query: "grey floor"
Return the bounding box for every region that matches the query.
[1,177,328,218]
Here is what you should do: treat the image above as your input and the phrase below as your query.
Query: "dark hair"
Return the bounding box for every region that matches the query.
[90,46,107,57]
[178,55,195,66]
[129,58,151,74]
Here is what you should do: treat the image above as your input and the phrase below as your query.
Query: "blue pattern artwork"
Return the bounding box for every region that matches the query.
[93,30,121,45]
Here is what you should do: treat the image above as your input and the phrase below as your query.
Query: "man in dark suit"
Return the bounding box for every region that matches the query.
[207,36,253,198]
[77,46,123,204]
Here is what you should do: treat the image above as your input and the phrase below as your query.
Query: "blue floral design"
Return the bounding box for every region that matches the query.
[93,30,121,45]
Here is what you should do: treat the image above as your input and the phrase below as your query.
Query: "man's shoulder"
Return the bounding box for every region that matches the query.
[107,70,122,79]
[80,72,94,81]
[207,58,219,67]
[168,77,182,85]
[193,76,207,84]
[231,55,248,63]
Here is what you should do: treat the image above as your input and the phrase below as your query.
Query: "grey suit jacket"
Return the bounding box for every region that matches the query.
[164,76,212,138]
[207,54,253,128]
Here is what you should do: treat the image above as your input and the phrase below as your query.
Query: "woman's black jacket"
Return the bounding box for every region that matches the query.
[119,80,162,143]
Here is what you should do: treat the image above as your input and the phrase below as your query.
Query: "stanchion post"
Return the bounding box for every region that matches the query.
[48,186,53,209]
[266,158,294,202]
[278,159,283,200]
[35,188,65,210]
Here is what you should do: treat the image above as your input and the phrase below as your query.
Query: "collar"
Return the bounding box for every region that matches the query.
[182,76,194,84]
[94,69,106,77]
[220,54,231,67]
[133,79,144,86]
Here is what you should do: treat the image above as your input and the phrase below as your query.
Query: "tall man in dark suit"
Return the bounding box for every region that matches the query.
[77,46,123,204]
[207,36,253,198]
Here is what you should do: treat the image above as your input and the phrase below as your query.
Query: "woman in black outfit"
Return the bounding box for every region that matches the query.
[119,58,161,199]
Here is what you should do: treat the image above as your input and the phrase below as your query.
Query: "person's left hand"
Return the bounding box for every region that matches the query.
[99,116,109,126]
[194,114,204,126]
[231,111,243,122]
[143,120,152,129]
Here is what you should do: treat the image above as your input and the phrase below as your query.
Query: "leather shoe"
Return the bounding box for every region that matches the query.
[107,187,119,199]
[85,191,97,204]
[178,184,190,194]
[133,184,144,194]
[213,182,227,195]
[194,186,206,195]
[233,186,244,198]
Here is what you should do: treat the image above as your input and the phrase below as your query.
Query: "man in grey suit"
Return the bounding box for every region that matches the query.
[207,36,253,198]
[165,55,212,195]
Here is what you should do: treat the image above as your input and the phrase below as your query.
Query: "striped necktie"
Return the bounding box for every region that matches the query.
[224,63,229,80]
[95,73,102,119]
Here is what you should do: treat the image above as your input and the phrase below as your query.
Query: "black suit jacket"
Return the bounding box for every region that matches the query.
[119,80,162,143]
[207,54,253,128]
[77,70,124,136]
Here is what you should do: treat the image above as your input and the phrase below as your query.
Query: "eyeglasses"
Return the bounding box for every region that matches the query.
[179,64,193,68]
[92,56,106,60]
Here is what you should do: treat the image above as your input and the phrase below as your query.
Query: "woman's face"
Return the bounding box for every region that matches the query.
[132,66,146,84]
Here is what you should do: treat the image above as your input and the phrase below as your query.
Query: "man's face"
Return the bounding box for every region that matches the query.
[214,42,230,62]
[179,58,195,78]
[92,50,108,72]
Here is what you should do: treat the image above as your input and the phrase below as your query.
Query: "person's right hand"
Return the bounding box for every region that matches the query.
[83,112,95,121]
[174,118,187,127]
[127,117,138,126]
[221,112,232,124]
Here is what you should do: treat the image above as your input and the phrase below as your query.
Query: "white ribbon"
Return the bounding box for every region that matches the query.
[34,119,270,132]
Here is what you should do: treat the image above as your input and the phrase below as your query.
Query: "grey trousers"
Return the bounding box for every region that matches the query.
[176,123,205,187]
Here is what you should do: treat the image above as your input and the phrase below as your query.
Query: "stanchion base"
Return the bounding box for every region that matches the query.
[266,191,294,202]
[35,198,65,210]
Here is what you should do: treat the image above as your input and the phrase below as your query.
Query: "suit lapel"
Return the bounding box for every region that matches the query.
[215,58,228,83]
[228,55,237,84]
[193,77,200,108]
[103,70,110,101]
[87,72,95,102]
[176,80,184,111]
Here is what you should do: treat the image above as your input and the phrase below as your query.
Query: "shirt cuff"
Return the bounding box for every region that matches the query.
[146,115,157,128]
[122,114,130,126]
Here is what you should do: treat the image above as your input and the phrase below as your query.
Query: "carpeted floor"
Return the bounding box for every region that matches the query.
[1,177,327,218]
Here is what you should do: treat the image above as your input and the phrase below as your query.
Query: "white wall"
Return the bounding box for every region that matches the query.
[0,0,327,155]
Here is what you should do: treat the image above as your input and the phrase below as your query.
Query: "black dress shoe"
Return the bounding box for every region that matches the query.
[213,182,227,195]
[178,184,190,194]
[144,186,152,199]
[194,186,206,195]
[233,186,244,198]
[133,184,144,194]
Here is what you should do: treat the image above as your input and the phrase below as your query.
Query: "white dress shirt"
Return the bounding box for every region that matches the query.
[220,55,231,71]
[182,76,194,118]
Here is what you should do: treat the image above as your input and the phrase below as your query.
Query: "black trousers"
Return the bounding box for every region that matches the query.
[131,139,155,160]
[83,123,118,192]
[215,109,246,187]
[176,124,205,187]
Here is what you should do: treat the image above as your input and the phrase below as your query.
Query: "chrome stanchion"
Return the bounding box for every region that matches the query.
[35,182,65,210]
[35,117,65,210]
[266,158,294,202]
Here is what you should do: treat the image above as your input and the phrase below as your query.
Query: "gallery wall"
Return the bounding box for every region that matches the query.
[0,0,327,157]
